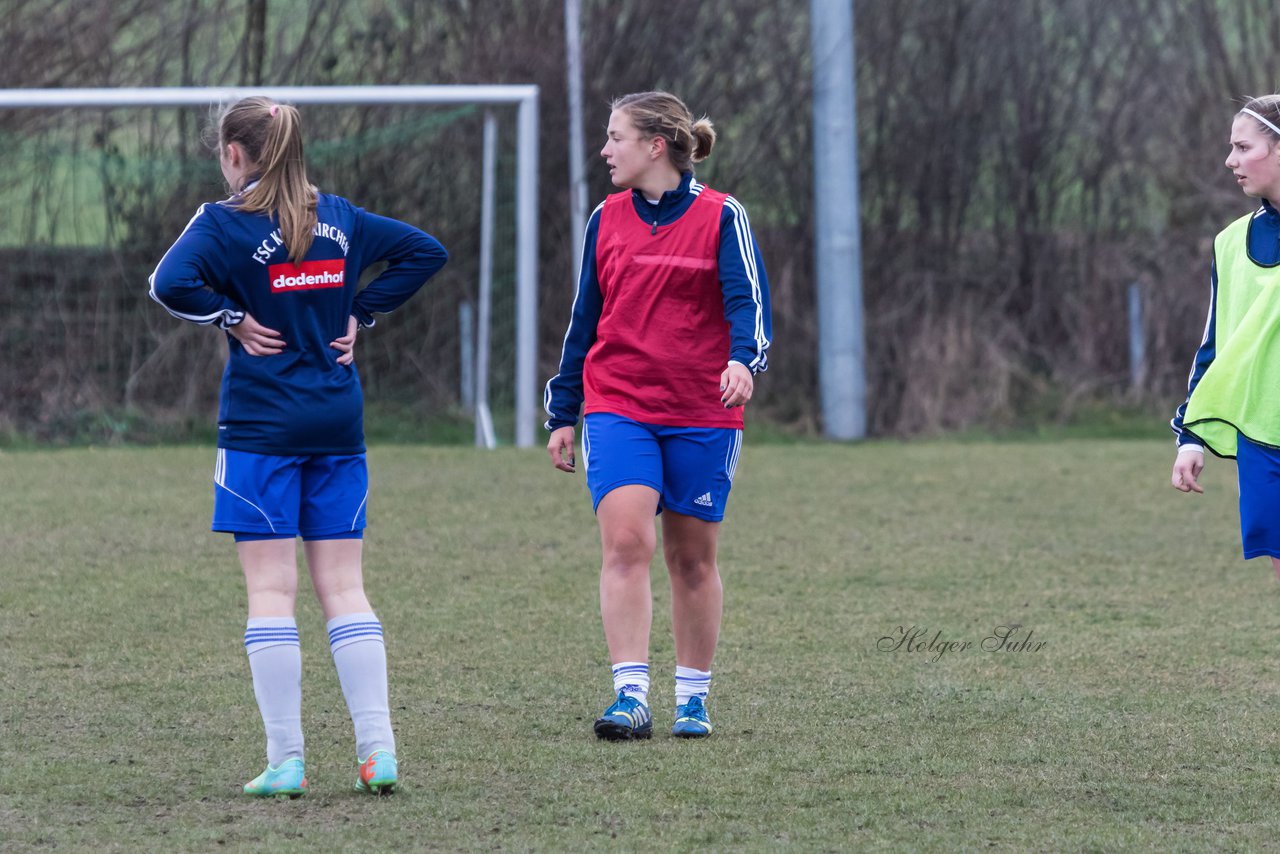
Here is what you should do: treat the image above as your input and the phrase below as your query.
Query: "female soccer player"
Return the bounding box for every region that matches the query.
[1172,94,1280,573]
[149,97,447,796]
[544,91,772,740]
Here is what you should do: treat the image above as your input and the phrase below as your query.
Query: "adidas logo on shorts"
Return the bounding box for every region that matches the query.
[694,492,713,507]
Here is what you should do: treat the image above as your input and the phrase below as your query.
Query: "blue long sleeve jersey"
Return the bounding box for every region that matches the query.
[149,190,448,455]
[1171,200,1280,449]
[543,172,773,430]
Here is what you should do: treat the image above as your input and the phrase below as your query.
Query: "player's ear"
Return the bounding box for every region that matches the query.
[649,135,666,161]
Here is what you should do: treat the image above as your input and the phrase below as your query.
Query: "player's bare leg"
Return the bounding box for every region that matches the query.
[662,511,722,738]
[305,538,370,620]
[597,484,660,663]
[662,511,722,671]
[239,538,299,617]
[593,484,660,740]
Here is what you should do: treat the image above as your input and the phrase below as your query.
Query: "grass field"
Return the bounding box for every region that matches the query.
[3,439,1280,851]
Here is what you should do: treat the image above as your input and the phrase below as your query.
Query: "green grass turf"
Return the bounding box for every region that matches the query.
[2,439,1279,851]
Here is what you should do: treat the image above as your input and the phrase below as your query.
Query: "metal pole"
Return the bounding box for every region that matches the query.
[460,301,475,411]
[0,85,540,108]
[1128,282,1146,390]
[515,90,540,448]
[475,111,498,449]
[565,0,589,283]
[810,0,866,440]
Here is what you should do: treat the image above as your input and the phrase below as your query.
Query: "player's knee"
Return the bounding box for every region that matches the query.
[248,575,297,599]
[602,527,655,571]
[665,551,718,584]
[314,573,366,606]
[246,587,296,615]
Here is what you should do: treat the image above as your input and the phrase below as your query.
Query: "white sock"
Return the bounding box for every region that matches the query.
[328,612,395,760]
[675,665,711,706]
[612,661,650,705]
[244,617,304,767]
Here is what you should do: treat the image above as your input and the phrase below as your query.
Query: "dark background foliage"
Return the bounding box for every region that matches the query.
[0,0,1273,442]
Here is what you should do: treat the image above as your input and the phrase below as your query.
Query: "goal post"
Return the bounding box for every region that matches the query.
[0,85,540,448]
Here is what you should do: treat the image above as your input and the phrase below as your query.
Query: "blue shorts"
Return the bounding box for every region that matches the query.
[582,412,743,522]
[212,448,367,541]
[1236,433,1280,559]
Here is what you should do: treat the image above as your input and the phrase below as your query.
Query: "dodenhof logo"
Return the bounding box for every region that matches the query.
[269,259,346,293]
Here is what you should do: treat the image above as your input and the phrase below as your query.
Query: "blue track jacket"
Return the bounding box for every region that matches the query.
[149,188,447,455]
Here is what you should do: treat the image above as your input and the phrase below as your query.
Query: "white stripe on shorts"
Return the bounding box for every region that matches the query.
[213,448,277,532]
[350,489,369,531]
[725,430,743,482]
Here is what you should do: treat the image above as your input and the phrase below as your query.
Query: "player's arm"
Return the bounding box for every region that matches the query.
[1169,258,1217,492]
[349,210,448,328]
[718,196,773,407]
[545,204,605,471]
[149,207,284,355]
[148,205,245,330]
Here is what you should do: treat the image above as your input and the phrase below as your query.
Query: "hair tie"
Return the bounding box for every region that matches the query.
[269,105,279,118]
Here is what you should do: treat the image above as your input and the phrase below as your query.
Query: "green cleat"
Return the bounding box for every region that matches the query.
[355,749,398,795]
[243,758,307,798]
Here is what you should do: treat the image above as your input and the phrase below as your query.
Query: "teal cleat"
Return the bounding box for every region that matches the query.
[593,691,653,741]
[355,749,398,795]
[671,696,714,738]
[243,758,308,798]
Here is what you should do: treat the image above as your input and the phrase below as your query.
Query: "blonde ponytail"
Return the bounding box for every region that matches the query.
[219,97,318,264]
[690,118,716,163]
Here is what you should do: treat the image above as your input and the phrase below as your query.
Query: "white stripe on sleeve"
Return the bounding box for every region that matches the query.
[723,196,769,371]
